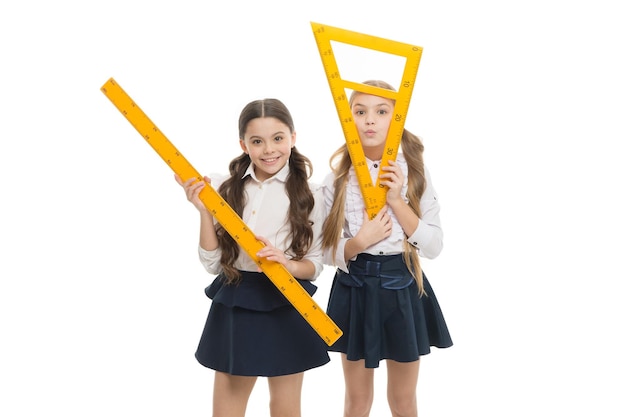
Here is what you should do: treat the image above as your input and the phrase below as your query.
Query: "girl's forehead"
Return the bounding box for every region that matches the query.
[248,116,283,127]
[244,117,291,136]
[352,93,394,106]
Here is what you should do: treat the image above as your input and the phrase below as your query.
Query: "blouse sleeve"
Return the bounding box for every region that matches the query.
[406,167,443,259]
[321,173,352,272]
[198,246,222,275]
[304,183,326,280]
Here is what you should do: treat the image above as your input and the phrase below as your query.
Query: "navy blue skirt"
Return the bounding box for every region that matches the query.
[195,271,330,377]
[327,253,453,368]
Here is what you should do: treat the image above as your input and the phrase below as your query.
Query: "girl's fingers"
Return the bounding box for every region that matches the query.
[255,236,287,263]
[186,182,200,198]
[256,236,271,247]
[381,162,403,179]
[256,236,275,257]
[178,176,208,190]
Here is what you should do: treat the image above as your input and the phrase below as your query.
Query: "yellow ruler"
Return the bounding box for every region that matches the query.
[311,22,423,219]
[101,77,342,346]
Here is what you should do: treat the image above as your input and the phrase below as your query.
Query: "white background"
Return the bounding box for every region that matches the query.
[1,0,625,416]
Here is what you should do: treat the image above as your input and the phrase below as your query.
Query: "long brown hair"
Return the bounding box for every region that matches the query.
[321,80,428,295]
[217,99,315,284]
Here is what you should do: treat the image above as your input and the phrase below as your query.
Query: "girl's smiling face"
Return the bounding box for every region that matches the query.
[239,116,296,181]
[351,93,394,160]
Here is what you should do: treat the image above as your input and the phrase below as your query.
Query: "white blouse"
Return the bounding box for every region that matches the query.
[321,153,443,272]
[198,162,325,280]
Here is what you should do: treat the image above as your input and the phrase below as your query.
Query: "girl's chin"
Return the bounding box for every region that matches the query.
[254,161,285,179]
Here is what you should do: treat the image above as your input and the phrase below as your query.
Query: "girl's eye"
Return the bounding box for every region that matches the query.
[252,139,262,145]
[274,136,283,142]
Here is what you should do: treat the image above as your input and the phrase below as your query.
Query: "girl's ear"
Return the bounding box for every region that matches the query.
[291,131,297,148]
[239,139,248,154]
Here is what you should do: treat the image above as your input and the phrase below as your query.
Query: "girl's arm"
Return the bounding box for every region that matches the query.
[380,160,420,237]
[320,172,393,268]
[197,209,218,251]
[343,207,393,261]
[255,236,316,279]
[380,162,443,259]
[302,185,327,280]
[175,174,218,251]
[407,167,443,259]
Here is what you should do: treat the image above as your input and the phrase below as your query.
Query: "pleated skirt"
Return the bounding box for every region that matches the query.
[195,271,330,377]
[326,253,453,368]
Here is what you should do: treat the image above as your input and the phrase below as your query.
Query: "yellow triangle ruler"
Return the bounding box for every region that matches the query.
[311,22,423,219]
[101,78,342,346]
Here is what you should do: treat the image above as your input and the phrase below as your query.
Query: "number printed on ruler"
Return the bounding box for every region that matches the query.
[311,22,423,219]
[101,77,342,346]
